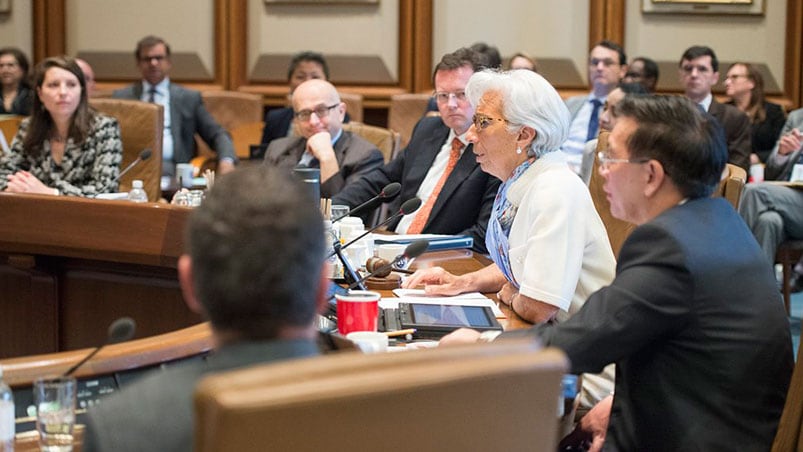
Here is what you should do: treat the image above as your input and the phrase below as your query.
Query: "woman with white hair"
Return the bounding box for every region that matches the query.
[404,69,615,325]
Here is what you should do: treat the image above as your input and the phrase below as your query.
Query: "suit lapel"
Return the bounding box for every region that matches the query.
[405,123,451,195]
[426,143,478,226]
[168,84,184,162]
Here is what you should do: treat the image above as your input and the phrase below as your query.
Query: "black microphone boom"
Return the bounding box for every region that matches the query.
[95,149,152,196]
[332,182,401,223]
[63,317,137,377]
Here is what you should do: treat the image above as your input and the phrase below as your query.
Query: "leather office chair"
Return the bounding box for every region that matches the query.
[388,93,432,148]
[339,91,364,124]
[194,339,568,452]
[89,98,164,201]
[588,132,636,258]
[342,122,401,163]
[0,115,23,150]
[714,163,747,210]
[196,90,264,163]
[771,342,803,451]
[229,121,265,159]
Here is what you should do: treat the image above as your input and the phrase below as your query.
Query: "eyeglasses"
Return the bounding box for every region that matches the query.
[294,103,339,121]
[139,55,168,63]
[0,62,18,69]
[589,58,619,67]
[597,151,649,170]
[725,74,750,81]
[433,91,467,104]
[472,113,509,131]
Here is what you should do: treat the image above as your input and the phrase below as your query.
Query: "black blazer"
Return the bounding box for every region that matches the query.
[726,100,786,163]
[708,99,752,173]
[333,116,500,254]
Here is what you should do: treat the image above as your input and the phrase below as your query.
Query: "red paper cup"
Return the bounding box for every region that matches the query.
[336,290,380,335]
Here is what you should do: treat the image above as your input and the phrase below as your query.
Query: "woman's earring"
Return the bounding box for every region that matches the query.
[516,147,522,155]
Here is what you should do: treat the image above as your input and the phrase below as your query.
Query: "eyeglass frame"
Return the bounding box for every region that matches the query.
[724,74,751,81]
[433,91,468,104]
[597,151,650,170]
[472,113,510,131]
[294,103,340,122]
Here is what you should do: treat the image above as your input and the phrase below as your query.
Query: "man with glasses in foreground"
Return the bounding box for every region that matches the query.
[561,40,627,174]
[679,45,751,173]
[333,48,500,253]
[445,95,792,452]
[113,35,236,177]
[264,78,382,198]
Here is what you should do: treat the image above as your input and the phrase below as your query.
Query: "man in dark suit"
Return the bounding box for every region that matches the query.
[333,48,500,254]
[679,45,751,173]
[740,107,803,286]
[445,96,793,451]
[113,35,236,177]
[257,51,352,156]
[83,165,329,452]
[264,79,383,198]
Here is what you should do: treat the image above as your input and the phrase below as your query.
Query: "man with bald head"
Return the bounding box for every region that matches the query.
[264,79,383,197]
[75,58,96,97]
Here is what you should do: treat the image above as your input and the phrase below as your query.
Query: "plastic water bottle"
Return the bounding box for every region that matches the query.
[324,220,343,279]
[0,366,14,451]
[128,180,148,203]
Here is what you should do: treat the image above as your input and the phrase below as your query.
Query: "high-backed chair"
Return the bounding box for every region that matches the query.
[388,93,431,148]
[195,339,568,452]
[776,240,803,315]
[343,122,400,163]
[771,342,803,451]
[588,132,636,258]
[715,163,747,210]
[89,98,163,201]
[196,90,264,161]
[339,91,364,124]
[0,115,23,151]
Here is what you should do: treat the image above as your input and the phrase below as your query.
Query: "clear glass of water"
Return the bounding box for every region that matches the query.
[34,376,76,452]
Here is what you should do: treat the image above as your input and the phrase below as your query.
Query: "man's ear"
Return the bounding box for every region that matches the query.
[178,255,204,315]
[643,159,666,198]
[315,262,333,316]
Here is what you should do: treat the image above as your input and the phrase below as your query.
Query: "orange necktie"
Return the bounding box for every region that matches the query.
[407,137,463,234]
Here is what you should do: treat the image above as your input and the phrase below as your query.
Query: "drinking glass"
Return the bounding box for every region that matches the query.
[34,376,76,452]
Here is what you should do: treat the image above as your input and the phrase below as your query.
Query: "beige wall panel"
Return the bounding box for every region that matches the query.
[65,0,216,72]
[248,0,399,81]
[0,2,34,59]
[432,0,589,86]
[624,0,786,89]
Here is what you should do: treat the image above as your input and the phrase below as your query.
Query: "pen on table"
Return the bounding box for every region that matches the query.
[385,329,416,337]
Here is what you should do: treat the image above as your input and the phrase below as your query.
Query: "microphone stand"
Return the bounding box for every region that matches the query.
[332,241,366,291]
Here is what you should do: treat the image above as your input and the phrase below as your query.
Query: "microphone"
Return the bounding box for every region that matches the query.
[328,197,422,258]
[63,317,137,377]
[341,239,429,294]
[332,182,401,223]
[95,149,152,196]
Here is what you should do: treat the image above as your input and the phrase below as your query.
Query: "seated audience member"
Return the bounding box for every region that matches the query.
[0,56,122,196]
[333,48,500,253]
[258,51,351,155]
[0,47,32,115]
[113,35,236,177]
[622,56,658,93]
[740,107,803,289]
[424,42,504,114]
[507,52,537,72]
[679,45,751,173]
[562,40,627,174]
[446,95,793,452]
[83,165,329,452]
[404,69,615,324]
[75,58,97,97]
[725,62,786,164]
[264,79,383,198]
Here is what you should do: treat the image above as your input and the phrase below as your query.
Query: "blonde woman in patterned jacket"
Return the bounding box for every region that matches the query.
[0,56,122,197]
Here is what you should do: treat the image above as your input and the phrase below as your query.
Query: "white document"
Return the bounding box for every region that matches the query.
[382,289,505,318]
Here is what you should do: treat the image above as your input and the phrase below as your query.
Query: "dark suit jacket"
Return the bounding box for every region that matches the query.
[708,99,752,173]
[258,107,351,156]
[265,130,384,198]
[764,107,803,181]
[112,82,236,165]
[82,339,319,452]
[332,116,500,254]
[519,197,792,451]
